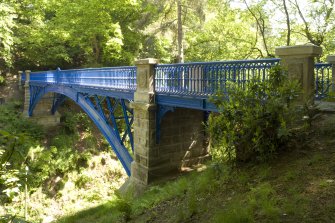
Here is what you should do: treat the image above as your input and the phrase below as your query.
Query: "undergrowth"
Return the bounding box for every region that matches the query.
[0,101,126,223]
[208,65,301,163]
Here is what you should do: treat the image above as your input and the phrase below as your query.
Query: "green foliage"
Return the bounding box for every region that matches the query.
[56,163,225,223]
[0,215,29,223]
[212,200,253,223]
[0,1,16,68]
[14,0,144,70]
[0,101,44,140]
[27,145,85,188]
[62,111,91,134]
[1,0,335,71]
[0,101,94,220]
[208,66,301,163]
[248,183,280,221]
[0,106,43,207]
[0,76,5,86]
[212,183,280,223]
[186,2,259,61]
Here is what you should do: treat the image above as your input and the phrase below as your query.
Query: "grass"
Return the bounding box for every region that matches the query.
[56,198,130,223]
[54,112,335,223]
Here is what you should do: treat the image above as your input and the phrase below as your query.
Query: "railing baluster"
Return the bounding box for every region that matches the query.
[154,59,280,97]
[315,63,332,99]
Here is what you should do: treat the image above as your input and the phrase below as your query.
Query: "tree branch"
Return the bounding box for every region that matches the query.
[243,0,273,57]
[283,0,291,45]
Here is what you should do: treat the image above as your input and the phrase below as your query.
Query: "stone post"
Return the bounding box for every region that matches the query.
[327,55,335,93]
[23,70,31,116]
[18,71,23,90]
[130,58,158,189]
[275,44,322,101]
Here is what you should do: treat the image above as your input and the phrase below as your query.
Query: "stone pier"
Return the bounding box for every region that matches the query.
[129,59,209,191]
[275,44,322,101]
[22,70,60,127]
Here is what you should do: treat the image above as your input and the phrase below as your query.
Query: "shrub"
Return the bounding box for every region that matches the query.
[208,65,301,163]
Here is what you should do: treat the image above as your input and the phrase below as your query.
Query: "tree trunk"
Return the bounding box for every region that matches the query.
[177,0,184,63]
[92,35,100,64]
[283,0,291,46]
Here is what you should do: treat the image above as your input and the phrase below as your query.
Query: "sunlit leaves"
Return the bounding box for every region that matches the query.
[0,1,17,67]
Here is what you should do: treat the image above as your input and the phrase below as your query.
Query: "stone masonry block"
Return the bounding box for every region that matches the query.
[131,162,149,184]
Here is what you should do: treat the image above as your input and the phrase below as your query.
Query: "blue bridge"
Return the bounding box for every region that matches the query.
[20,44,333,187]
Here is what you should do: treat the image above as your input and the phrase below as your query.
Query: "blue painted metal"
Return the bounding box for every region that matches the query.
[155,58,280,97]
[29,85,45,116]
[106,97,123,145]
[120,100,134,152]
[21,72,26,83]
[30,66,137,90]
[28,83,133,175]
[315,63,333,99]
[51,93,67,115]
[156,95,217,111]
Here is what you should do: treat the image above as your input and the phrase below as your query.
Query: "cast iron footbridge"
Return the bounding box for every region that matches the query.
[20,57,332,177]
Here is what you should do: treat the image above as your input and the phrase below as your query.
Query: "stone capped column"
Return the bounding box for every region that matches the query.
[275,44,322,101]
[130,58,158,187]
[18,71,23,90]
[327,55,335,93]
[23,70,31,116]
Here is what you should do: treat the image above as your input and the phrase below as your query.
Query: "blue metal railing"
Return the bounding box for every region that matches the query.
[315,63,333,99]
[28,67,137,91]
[155,58,281,97]
[22,60,334,99]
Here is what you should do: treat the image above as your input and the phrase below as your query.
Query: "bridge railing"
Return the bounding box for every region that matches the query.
[155,59,281,97]
[315,63,333,99]
[21,59,334,99]
[27,66,137,91]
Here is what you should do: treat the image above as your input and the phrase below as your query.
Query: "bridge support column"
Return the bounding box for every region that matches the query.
[130,58,158,188]
[18,71,23,91]
[127,59,209,193]
[22,70,60,127]
[275,44,322,101]
[23,70,31,114]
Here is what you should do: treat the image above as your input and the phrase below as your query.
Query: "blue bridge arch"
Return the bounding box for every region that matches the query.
[28,84,133,175]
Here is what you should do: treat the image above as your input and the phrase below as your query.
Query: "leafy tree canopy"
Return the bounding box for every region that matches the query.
[0,0,334,71]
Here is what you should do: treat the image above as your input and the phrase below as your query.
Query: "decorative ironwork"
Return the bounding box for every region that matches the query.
[155,58,280,97]
[29,66,137,91]
[315,63,333,99]
[51,93,67,115]
[28,85,45,116]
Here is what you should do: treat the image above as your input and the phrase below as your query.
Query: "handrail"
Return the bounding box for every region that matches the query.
[28,66,137,91]
[155,58,281,97]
